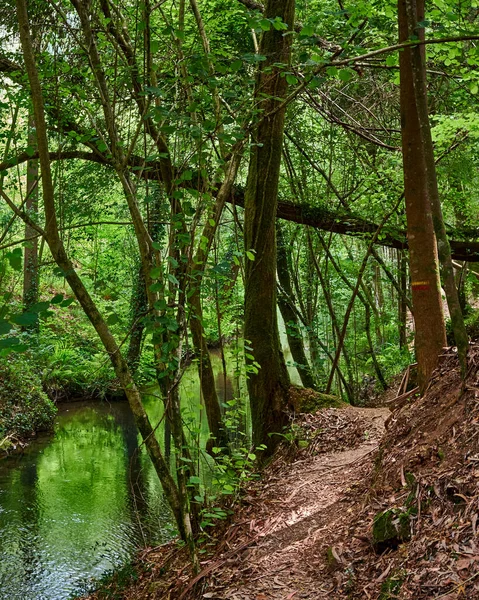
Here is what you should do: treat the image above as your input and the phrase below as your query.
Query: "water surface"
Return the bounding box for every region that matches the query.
[0,400,171,600]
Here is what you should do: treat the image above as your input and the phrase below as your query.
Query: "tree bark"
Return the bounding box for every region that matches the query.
[404,0,468,377]
[244,0,295,454]
[23,112,39,322]
[398,0,447,392]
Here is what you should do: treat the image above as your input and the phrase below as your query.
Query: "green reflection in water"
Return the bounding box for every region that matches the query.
[0,400,170,600]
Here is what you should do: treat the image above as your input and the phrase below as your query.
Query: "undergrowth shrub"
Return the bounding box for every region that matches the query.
[0,354,56,442]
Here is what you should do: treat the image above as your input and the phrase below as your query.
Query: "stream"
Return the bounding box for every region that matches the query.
[0,399,172,600]
[0,343,299,600]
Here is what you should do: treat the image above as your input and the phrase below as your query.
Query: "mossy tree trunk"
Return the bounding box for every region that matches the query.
[398,0,447,392]
[244,0,295,454]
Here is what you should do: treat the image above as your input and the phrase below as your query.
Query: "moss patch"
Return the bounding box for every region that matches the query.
[289,385,345,413]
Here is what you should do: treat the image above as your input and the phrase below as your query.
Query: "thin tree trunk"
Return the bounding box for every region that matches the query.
[277,224,317,391]
[398,249,408,348]
[23,112,39,323]
[244,0,295,454]
[398,0,447,392]
[126,264,147,372]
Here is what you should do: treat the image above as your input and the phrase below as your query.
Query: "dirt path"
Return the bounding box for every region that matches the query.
[204,407,390,600]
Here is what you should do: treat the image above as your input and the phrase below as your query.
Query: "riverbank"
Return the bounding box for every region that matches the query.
[0,355,56,454]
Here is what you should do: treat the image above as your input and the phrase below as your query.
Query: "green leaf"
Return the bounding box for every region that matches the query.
[286,74,298,85]
[51,293,64,304]
[300,24,314,37]
[326,66,337,77]
[154,299,167,311]
[386,54,397,67]
[11,312,38,326]
[259,18,271,31]
[150,267,162,279]
[0,337,20,349]
[230,59,242,72]
[246,250,255,261]
[107,314,119,325]
[338,69,353,82]
[29,302,50,314]
[188,476,202,485]
[0,320,12,335]
[6,248,22,272]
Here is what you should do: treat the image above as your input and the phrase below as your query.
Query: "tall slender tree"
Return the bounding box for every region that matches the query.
[398,0,447,392]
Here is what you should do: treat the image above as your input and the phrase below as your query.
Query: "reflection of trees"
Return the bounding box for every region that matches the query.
[18,460,41,583]
[0,401,173,598]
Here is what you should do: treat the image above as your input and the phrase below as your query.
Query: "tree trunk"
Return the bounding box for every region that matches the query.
[244,0,295,454]
[398,249,408,349]
[126,263,147,372]
[15,0,194,548]
[404,0,468,377]
[398,0,447,392]
[23,112,39,323]
[277,224,317,391]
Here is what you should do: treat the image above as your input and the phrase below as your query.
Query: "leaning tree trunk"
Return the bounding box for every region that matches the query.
[15,0,194,547]
[244,0,295,454]
[398,0,447,393]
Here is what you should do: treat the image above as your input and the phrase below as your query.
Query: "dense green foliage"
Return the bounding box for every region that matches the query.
[0,354,56,445]
[0,0,478,557]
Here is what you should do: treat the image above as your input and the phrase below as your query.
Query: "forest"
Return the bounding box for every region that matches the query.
[0,0,479,598]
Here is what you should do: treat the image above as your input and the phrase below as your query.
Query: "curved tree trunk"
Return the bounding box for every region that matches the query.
[244,0,295,454]
[15,0,195,549]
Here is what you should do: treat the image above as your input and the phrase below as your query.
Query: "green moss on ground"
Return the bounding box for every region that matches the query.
[289,385,345,413]
[0,356,57,447]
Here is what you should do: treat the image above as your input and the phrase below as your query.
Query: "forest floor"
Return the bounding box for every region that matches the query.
[86,344,479,600]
